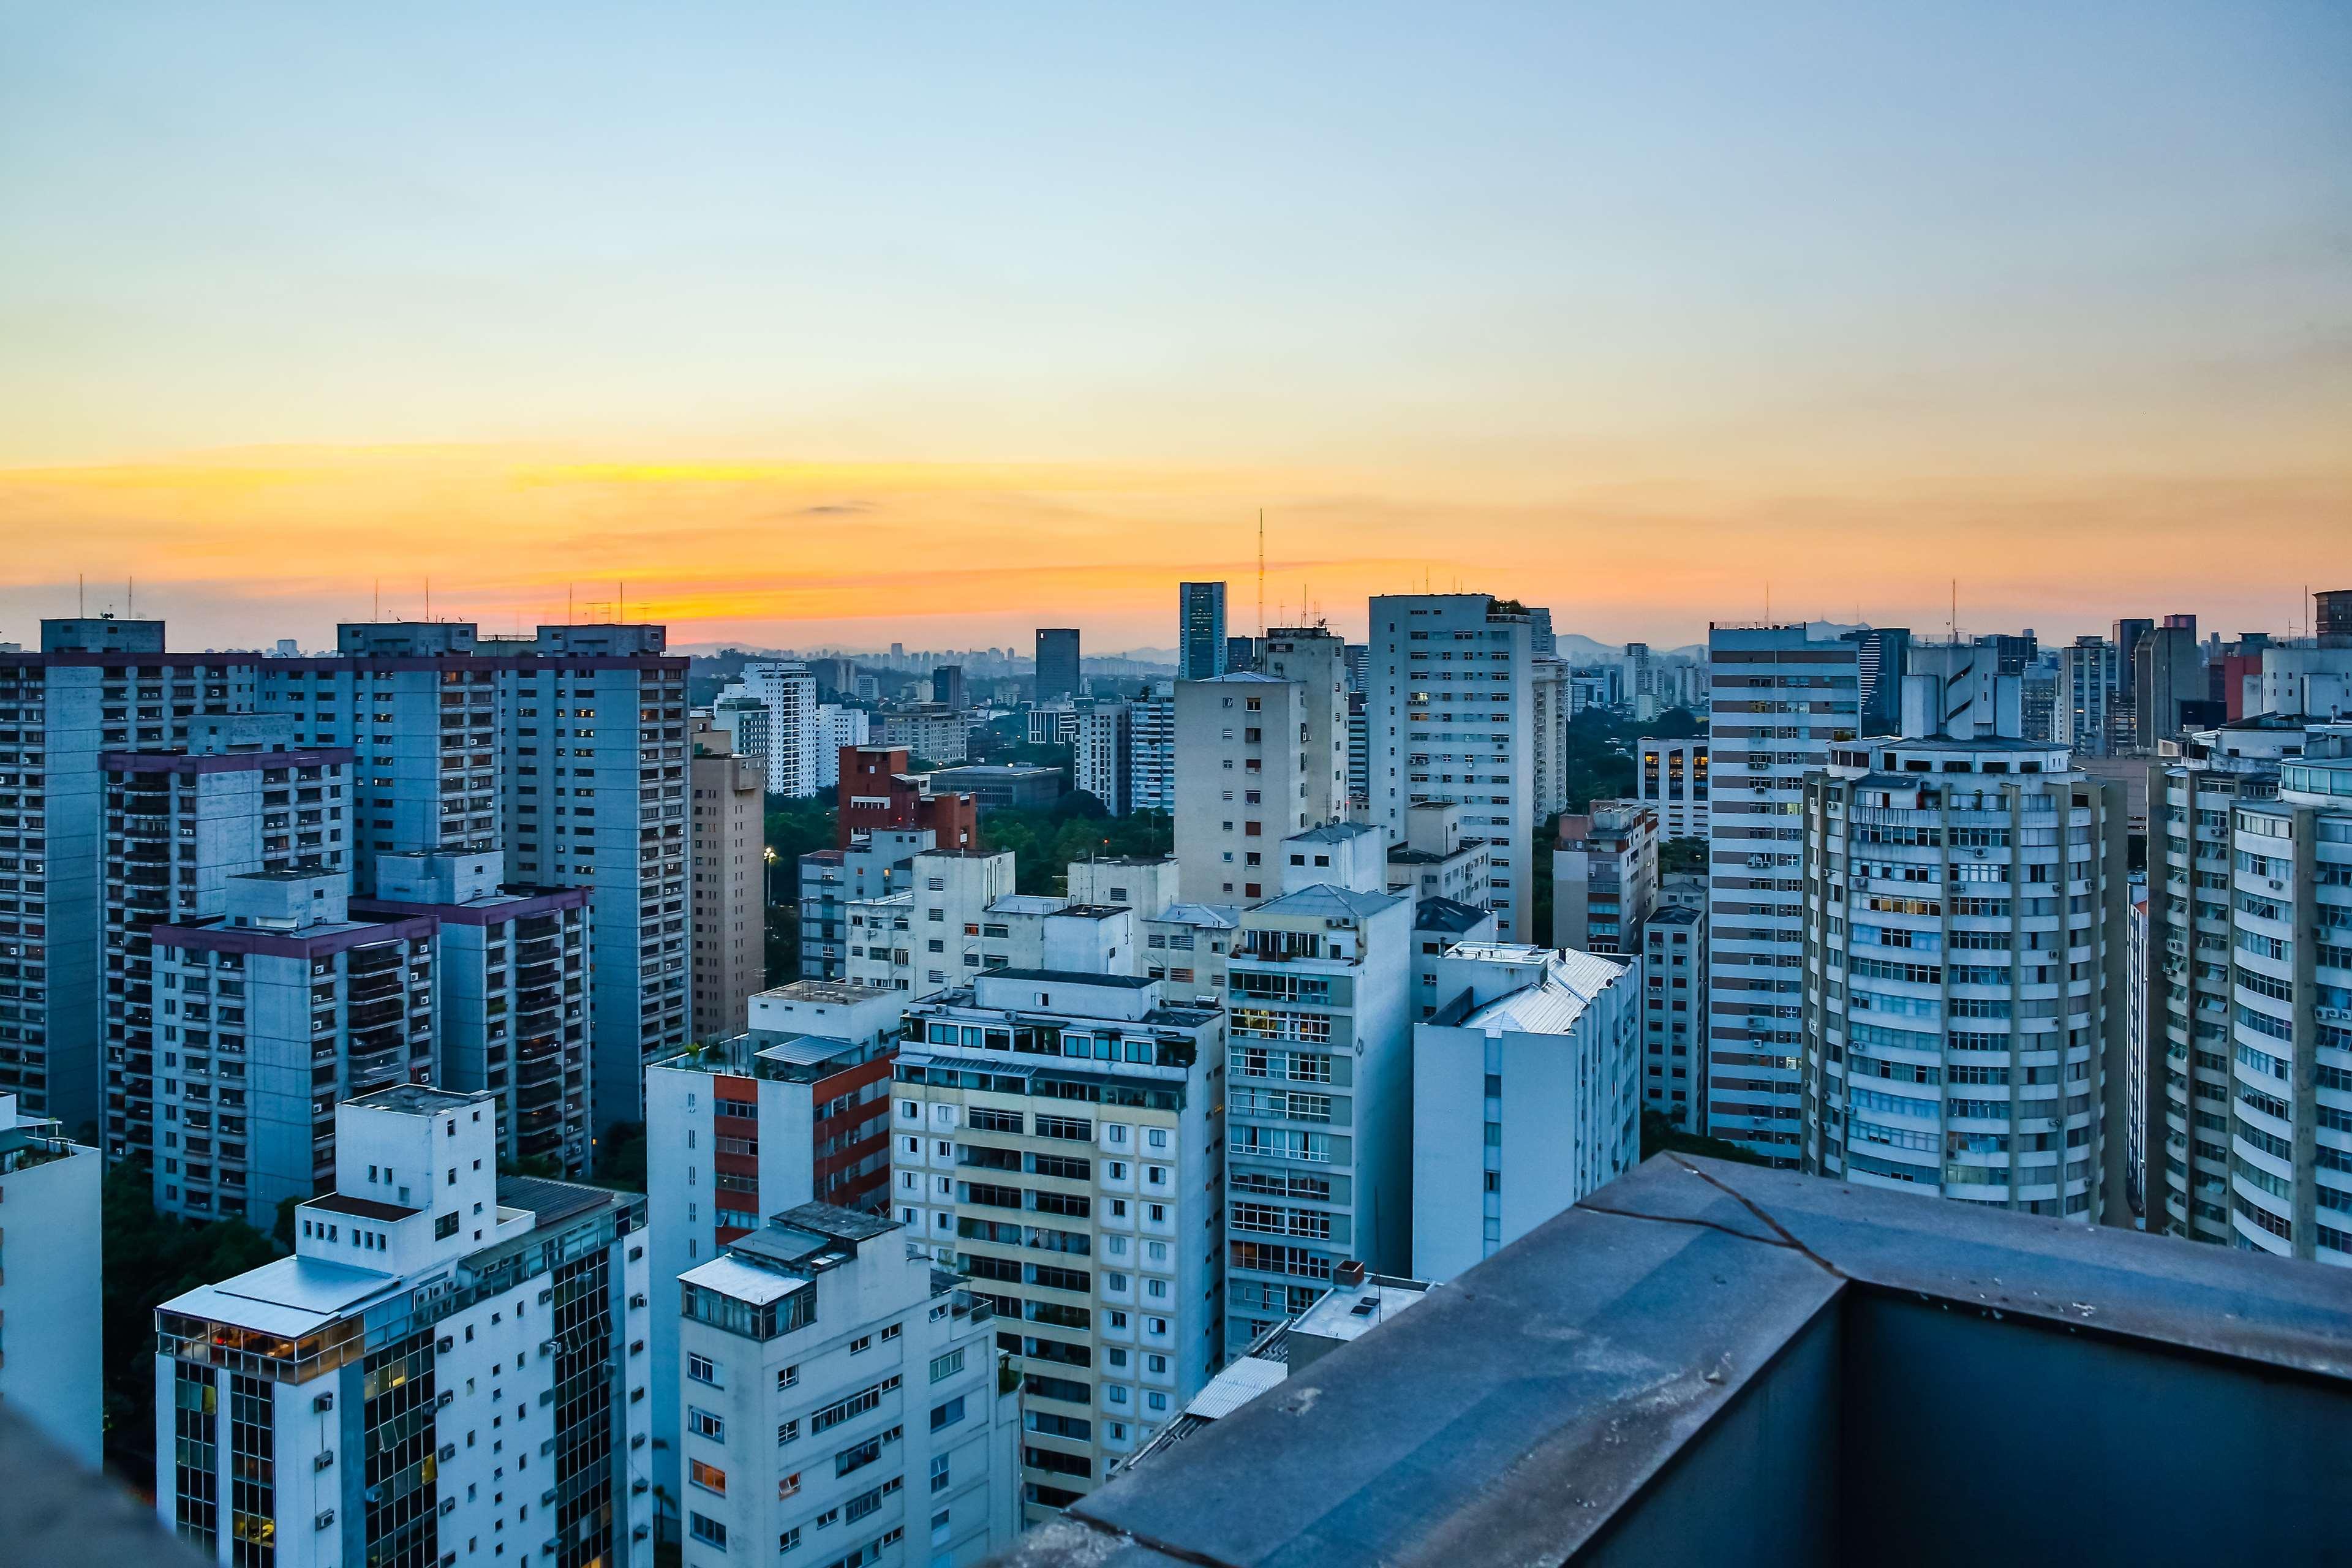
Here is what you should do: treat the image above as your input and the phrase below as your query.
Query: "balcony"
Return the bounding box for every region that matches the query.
[1001,1155,2352,1568]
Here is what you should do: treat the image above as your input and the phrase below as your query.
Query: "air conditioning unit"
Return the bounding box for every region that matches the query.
[314,1450,335,1472]
[629,1433,647,1450]
[539,1338,561,1357]
[633,1526,650,1543]
[314,1510,335,1531]
[538,1287,553,1305]
[438,1498,456,1517]
[541,1488,558,1506]
[436,1391,455,1409]
[313,1392,334,1413]
[436,1336,454,1353]
[630,1479,648,1495]
[628,1292,646,1310]
[438,1443,456,1462]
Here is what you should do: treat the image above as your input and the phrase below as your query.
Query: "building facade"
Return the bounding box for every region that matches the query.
[1035,630,1082,703]
[1642,903,1706,1131]
[1636,737,1709,840]
[1798,734,2131,1221]
[1703,624,1860,1161]
[891,971,1225,1520]
[690,720,766,1041]
[1368,595,1539,940]
[1551,802,1657,956]
[674,1204,1019,1568]
[1171,673,1341,905]
[1177,584,1228,682]
[1411,945,1640,1281]
[156,1087,652,1568]
[740,661,823,797]
[1223,884,1412,1357]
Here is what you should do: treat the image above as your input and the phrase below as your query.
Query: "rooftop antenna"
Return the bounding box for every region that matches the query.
[619,581,625,623]
[78,573,84,616]
[1951,578,1958,644]
[424,576,431,622]
[128,577,134,617]
[568,584,575,624]
[1256,510,1266,638]
[374,578,380,620]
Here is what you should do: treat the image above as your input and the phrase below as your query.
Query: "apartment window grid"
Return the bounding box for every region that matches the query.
[360,1332,438,1568]
[173,1360,221,1553]
[228,1373,277,1568]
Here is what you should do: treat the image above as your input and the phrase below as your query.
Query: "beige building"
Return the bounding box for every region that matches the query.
[691,715,767,1039]
[1173,669,1345,905]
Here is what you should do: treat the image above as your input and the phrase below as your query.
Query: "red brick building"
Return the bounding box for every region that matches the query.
[835,744,978,850]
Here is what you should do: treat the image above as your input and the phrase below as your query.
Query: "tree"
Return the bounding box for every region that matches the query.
[592,1121,649,1193]
[1641,1110,1768,1167]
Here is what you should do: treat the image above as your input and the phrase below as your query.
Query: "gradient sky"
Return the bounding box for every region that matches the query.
[2,2,2345,652]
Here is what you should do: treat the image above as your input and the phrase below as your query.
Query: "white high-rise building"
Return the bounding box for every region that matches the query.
[817,704,872,791]
[1411,944,1640,1280]
[156,1087,652,1567]
[1223,881,1412,1356]
[2056,637,2120,758]
[891,971,1226,1521]
[741,661,822,797]
[1127,694,1175,815]
[1799,732,2131,1221]
[1073,698,1132,814]
[1704,624,1861,1161]
[674,1204,1019,1568]
[1368,595,1539,940]
[1172,669,1343,906]
[0,1092,101,1467]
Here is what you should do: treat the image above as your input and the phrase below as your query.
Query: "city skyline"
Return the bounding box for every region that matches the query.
[4,4,2346,652]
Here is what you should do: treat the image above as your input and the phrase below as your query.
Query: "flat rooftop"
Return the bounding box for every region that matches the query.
[345,1084,491,1116]
[756,979,875,1006]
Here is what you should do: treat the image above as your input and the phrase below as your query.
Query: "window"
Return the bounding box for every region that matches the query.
[849,1335,873,1354]
[930,1453,952,1494]
[687,1354,718,1385]
[689,1408,724,1440]
[929,1349,965,1383]
[777,1419,801,1446]
[778,1472,803,1499]
[777,1364,801,1391]
[690,1459,728,1496]
[930,1396,967,1431]
[834,1436,883,1477]
[689,1512,728,1548]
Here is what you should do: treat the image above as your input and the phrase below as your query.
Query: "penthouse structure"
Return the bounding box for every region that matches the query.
[1636,737,1709,839]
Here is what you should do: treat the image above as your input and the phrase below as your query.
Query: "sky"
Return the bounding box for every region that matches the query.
[1,2,2345,654]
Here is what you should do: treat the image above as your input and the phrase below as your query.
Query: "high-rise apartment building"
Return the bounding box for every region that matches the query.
[1171,669,1343,905]
[848,848,1019,998]
[1256,625,1351,810]
[274,622,692,1132]
[891,970,1226,1520]
[690,717,766,1041]
[1223,882,1412,1357]
[816,704,870,791]
[1551,803,1657,956]
[1636,737,1709,839]
[2135,619,2204,749]
[1411,944,1640,1280]
[2112,617,2155,750]
[709,691,772,781]
[1529,655,1570,820]
[933,663,967,710]
[1641,903,1706,1131]
[740,660,823,797]
[1177,583,1228,681]
[2056,636,2120,758]
[646,981,902,1507]
[354,849,594,1172]
[1703,624,1860,1161]
[156,1087,652,1568]
[1072,698,1131,814]
[1842,627,1912,736]
[2146,723,2352,1261]
[1368,595,1539,940]
[1,621,253,1131]
[1798,731,2130,1219]
[674,1204,1019,1567]
[0,1091,102,1466]
[799,828,935,982]
[1035,630,1082,702]
[1126,693,1174,815]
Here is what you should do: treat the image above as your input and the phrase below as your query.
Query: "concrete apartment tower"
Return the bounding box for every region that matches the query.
[1368,595,1539,940]
[1796,722,2131,1221]
[1703,623,1861,1162]
[892,971,1227,1521]
[1172,667,1343,906]
[1178,582,1228,681]
[690,715,767,1041]
[739,660,821,797]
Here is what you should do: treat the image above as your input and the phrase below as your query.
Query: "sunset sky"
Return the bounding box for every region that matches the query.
[2,4,2345,652]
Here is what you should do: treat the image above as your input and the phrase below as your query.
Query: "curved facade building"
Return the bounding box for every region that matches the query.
[1799,734,2131,1219]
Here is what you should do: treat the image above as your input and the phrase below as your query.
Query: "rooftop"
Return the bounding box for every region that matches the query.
[981,968,1159,990]
[1246,883,1401,922]
[1156,902,1241,930]
[1646,903,1703,927]
[1412,896,1491,935]
[345,1084,492,1117]
[756,979,873,1006]
[1288,821,1381,844]
[1003,1155,2352,1568]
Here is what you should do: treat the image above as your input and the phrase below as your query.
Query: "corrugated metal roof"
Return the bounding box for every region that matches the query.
[1180,1355,1289,1420]
[1459,949,1630,1036]
[680,1254,810,1307]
